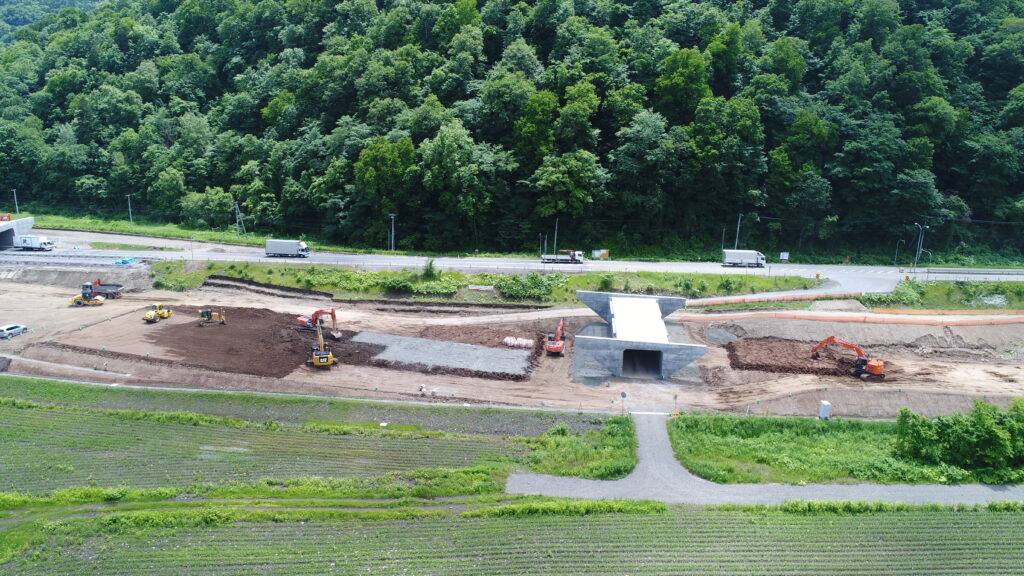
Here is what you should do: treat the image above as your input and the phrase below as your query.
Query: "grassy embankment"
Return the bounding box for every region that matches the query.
[859,280,1024,310]
[89,241,183,251]
[150,260,816,304]
[668,410,1023,485]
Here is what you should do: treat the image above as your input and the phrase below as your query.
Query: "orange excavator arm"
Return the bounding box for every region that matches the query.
[811,335,866,359]
[310,309,337,330]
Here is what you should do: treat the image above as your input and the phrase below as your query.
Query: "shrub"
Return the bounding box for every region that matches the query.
[494,273,567,300]
[598,274,615,291]
[895,399,1024,473]
[381,277,414,294]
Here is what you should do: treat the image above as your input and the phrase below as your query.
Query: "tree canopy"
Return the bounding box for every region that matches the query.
[1,0,1023,259]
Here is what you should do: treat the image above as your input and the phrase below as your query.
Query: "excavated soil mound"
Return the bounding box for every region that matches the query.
[147,307,308,378]
[726,337,853,376]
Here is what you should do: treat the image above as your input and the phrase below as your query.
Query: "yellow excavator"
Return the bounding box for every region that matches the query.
[198,309,227,327]
[307,314,335,368]
[143,303,172,323]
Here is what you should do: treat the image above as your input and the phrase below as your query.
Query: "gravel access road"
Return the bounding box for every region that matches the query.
[506,413,1024,505]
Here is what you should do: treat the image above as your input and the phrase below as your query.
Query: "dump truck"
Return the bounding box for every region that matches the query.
[541,249,585,264]
[722,249,765,267]
[85,279,125,299]
[266,239,309,258]
[15,236,54,251]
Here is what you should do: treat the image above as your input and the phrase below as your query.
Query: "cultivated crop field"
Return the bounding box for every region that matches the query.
[8,508,1024,575]
[0,403,513,494]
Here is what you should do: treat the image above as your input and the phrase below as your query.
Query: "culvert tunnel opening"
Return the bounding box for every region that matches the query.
[622,349,662,378]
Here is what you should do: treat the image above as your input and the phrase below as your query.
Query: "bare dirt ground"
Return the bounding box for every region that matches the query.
[2,273,1024,416]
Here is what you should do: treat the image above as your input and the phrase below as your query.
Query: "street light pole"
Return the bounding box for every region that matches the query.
[388,213,396,251]
[126,194,134,232]
[733,213,744,250]
[913,223,929,267]
[11,189,18,215]
[893,239,905,267]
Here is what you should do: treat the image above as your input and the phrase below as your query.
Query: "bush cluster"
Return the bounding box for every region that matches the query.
[494,273,567,300]
[895,400,1024,482]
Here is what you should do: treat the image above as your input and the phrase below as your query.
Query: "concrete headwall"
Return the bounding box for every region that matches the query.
[573,290,706,380]
[0,216,34,248]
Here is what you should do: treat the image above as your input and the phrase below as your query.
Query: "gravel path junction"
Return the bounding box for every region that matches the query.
[506,413,1024,504]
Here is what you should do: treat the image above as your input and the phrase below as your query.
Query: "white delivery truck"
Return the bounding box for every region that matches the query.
[722,249,765,267]
[265,239,309,258]
[15,236,54,251]
[541,250,586,264]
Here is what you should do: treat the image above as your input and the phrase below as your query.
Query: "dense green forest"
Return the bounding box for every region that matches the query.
[1,0,1023,259]
[1,0,99,43]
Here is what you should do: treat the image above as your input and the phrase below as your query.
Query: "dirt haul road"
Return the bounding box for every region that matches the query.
[1,279,1023,416]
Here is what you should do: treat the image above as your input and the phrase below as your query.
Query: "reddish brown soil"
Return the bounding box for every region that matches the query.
[144,306,308,378]
[417,325,538,348]
[726,338,854,376]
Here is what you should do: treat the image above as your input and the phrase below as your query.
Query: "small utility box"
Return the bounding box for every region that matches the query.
[779,252,790,263]
[818,400,832,420]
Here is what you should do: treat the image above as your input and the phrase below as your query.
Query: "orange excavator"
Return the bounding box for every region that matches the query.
[545,319,565,356]
[811,336,885,381]
[296,309,341,340]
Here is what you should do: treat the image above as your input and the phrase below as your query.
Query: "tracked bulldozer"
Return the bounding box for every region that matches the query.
[811,336,885,381]
[198,309,227,327]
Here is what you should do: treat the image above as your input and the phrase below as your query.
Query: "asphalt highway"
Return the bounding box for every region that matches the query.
[4,229,1024,297]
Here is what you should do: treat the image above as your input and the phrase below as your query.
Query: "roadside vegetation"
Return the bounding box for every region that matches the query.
[88,241,183,251]
[150,260,816,303]
[859,280,1024,309]
[668,402,1024,485]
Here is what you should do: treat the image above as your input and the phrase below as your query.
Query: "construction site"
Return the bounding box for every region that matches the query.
[1,263,1023,417]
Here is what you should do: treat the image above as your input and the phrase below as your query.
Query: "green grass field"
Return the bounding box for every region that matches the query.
[5,507,1024,575]
[667,413,978,484]
[150,260,815,303]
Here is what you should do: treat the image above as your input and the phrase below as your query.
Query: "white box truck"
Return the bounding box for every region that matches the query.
[15,236,54,251]
[722,249,765,267]
[265,239,309,258]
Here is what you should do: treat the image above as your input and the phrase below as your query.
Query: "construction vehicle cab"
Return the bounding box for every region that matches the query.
[143,304,172,323]
[811,336,885,381]
[545,318,565,356]
[198,309,227,326]
[71,283,106,306]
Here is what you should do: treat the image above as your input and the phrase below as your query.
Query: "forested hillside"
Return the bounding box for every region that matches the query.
[1,0,1023,258]
[1,0,99,43]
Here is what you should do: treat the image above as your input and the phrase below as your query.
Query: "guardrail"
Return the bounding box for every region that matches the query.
[926,268,1024,276]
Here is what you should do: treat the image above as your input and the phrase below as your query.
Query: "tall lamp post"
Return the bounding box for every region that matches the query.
[126,194,135,232]
[388,213,397,251]
[893,239,905,267]
[733,213,744,249]
[11,188,18,215]
[913,223,929,267]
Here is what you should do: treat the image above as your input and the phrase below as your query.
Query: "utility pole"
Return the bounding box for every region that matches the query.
[388,213,397,251]
[125,194,134,232]
[893,239,905,267]
[733,213,744,250]
[552,217,559,256]
[538,233,543,256]
[11,189,18,215]
[721,228,726,251]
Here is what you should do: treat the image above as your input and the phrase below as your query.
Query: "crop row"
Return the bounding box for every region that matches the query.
[7,510,1024,575]
[0,406,511,493]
